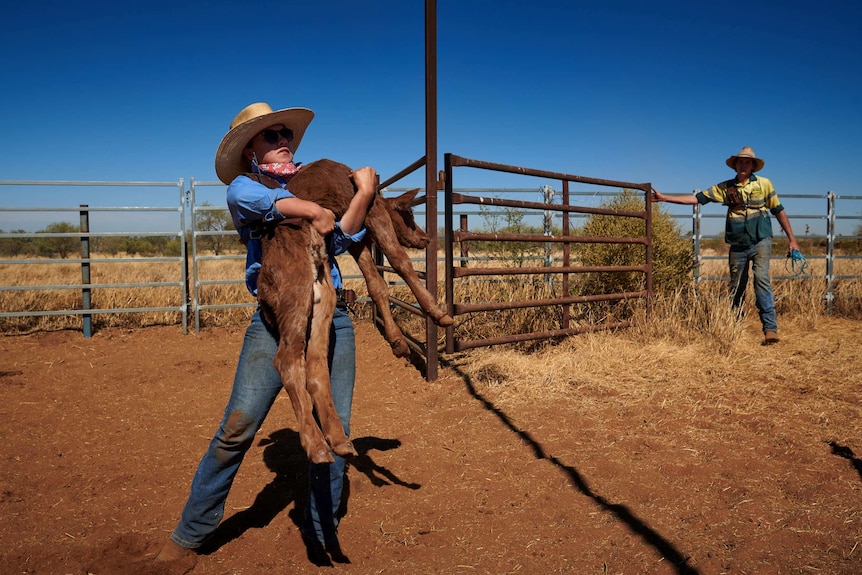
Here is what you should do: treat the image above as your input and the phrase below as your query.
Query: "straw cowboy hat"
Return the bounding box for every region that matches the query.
[726,146,765,172]
[215,102,314,184]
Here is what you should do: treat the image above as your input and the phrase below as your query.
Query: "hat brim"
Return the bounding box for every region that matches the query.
[215,107,314,184]
[726,155,765,172]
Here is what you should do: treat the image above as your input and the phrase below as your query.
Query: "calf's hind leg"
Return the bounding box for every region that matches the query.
[271,299,335,464]
[305,272,357,459]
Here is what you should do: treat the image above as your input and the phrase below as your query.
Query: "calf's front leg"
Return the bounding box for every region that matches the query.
[367,217,454,327]
[349,241,410,358]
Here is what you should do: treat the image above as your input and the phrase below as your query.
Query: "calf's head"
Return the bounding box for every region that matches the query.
[384,189,430,249]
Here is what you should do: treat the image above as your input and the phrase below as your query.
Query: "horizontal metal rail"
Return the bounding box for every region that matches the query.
[444,153,654,354]
[0,306,184,318]
[1,281,183,291]
[0,179,188,335]
[452,290,647,315]
[453,265,649,278]
[2,175,859,343]
[452,320,633,352]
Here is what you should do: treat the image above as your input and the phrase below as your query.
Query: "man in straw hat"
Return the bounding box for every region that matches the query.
[156,103,377,566]
[652,146,800,344]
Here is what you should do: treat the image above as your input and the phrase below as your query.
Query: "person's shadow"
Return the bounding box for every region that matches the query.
[197,428,306,555]
[198,429,419,560]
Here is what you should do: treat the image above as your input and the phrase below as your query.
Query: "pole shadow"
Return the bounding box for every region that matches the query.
[828,440,862,481]
[443,360,700,575]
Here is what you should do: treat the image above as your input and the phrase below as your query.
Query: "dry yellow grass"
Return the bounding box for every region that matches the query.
[0,257,186,332]
[447,313,862,449]
[437,248,862,459]
[1,250,860,338]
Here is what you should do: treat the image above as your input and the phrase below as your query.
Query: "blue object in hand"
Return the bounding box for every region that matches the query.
[787,249,808,275]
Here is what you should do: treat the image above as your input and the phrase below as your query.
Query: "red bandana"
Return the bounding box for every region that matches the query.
[259,162,301,181]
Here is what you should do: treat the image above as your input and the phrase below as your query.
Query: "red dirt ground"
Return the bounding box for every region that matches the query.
[1,320,861,574]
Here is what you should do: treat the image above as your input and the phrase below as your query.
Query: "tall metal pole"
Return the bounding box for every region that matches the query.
[79,205,92,338]
[826,191,835,314]
[424,0,439,380]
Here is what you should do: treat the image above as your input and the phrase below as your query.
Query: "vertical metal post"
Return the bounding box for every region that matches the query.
[372,173,384,331]
[542,185,554,287]
[459,214,468,267]
[644,184,653,314]
[79,205,92,338]
[179,178,188,334]
[190,178,201,333]
[561,180,570,330]
[424,0,439,380]
[692,194,702,283]
[444,154,455,354]
[826,191,835,315]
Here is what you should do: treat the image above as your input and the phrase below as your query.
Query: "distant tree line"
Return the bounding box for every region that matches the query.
[2,204,860,260]
[0,203,242,258]
[0,223,184,258]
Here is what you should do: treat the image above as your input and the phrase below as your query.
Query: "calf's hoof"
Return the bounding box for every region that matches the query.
[333,439,358,458]
[391,339,410,358]
[434,313,454,327]
[309,448,336,464]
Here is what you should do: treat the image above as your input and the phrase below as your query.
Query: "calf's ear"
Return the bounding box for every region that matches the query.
[390,188,422,210]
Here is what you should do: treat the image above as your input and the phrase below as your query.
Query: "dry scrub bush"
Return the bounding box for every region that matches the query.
[574,190,694,299]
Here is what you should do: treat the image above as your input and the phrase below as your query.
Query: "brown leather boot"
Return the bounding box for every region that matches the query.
[764,331,779,344]
[154,538,196,563]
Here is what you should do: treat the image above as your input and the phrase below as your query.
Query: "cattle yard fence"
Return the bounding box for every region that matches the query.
[1,173,859,357]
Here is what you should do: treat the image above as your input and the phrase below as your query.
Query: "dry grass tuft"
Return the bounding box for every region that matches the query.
[448,313,862,446]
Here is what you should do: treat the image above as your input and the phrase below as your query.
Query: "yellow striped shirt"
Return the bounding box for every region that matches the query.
[695,174,785,248]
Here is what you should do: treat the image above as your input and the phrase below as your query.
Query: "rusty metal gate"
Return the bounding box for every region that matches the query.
[442,153,654,354]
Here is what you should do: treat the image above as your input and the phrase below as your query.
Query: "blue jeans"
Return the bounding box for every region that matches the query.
[728,237,777,333]
[170,307,356,549]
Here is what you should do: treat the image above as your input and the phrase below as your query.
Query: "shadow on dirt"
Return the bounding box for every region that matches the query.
[197,429,304,555]
[351,436,422,490]
[445,361,701,575]
[828,441,862,482]
[197,428,419,558]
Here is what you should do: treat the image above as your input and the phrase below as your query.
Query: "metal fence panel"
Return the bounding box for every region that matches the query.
[2,178,859,339]
[0,180,188,335]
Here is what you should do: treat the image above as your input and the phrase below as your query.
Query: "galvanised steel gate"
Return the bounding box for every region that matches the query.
[0,179,188,336]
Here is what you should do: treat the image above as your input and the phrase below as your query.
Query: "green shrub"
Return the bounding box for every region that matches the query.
[573,189,694,297]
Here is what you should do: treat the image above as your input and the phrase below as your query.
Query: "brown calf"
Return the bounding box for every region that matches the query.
[256,219,356,464]
[253,159,452,462]
[285,159,454,357]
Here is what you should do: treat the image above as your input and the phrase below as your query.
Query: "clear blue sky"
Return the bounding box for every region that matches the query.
[1,0,861,235]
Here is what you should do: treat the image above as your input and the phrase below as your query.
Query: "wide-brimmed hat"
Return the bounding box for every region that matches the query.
[726,146,765,172]
[215,102,314,184]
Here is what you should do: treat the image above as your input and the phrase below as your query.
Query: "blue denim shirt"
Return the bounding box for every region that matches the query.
[226,173,366,296]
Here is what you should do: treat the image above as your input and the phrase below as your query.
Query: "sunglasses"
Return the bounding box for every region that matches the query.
[249,127,294,147]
